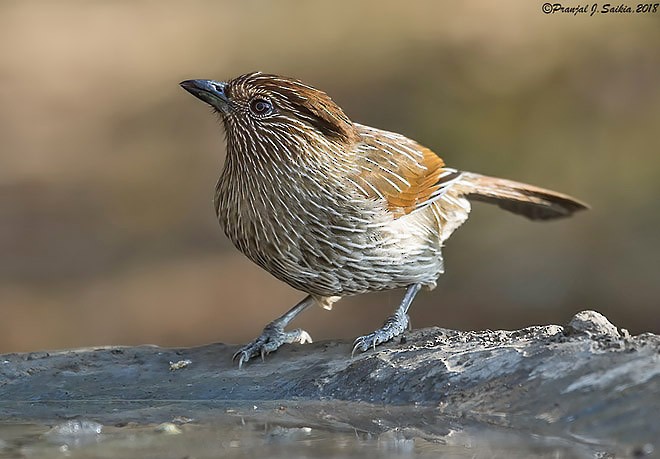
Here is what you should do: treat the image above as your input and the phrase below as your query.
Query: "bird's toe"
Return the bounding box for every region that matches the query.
[351,312,410,357]
[232,326,313,367]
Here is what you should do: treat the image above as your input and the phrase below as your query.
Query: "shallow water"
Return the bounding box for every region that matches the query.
[0,401,619,459]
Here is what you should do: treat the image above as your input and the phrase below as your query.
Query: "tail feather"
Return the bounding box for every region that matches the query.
[456,172,589,221]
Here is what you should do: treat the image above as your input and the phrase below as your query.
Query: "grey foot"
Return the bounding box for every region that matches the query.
[352,309,410,356]
[233,325,312,368]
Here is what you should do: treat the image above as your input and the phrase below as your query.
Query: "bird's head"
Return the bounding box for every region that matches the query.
[180,72,357,161]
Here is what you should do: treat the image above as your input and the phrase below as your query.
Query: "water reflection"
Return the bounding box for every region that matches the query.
[0,402,615,459]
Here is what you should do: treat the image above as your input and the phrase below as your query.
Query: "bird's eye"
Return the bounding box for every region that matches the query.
[249,98,273,117]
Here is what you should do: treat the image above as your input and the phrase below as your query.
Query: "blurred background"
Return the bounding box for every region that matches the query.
[1,1,658,353]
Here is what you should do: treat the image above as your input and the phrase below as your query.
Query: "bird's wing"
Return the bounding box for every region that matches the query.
[350,124,461,218]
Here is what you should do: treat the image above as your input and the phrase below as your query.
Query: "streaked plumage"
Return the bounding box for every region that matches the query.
[180,72,588,366]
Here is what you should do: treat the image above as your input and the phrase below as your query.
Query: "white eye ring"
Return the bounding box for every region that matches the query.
[249,98,273,117]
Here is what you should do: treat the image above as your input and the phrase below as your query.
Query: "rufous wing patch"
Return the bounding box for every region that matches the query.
[353,130,452,219]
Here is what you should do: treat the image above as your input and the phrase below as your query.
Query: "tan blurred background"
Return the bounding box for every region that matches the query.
[1,1,658,353]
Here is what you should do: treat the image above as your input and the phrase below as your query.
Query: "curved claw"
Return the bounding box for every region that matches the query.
[232,349,251,369]
[232,346,263,369]
[351,339,364,358]
[351,333,382,357]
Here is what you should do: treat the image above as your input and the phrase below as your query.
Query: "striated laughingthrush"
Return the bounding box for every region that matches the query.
[180,72,588,367]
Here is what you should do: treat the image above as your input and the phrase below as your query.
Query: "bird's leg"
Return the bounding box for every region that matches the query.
[233,295,315,368]
[352,283,422,355]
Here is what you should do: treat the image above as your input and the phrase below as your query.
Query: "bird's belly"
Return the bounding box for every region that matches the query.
[223,207,445,297]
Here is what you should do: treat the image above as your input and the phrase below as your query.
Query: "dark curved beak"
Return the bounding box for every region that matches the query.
[180,79,228,110]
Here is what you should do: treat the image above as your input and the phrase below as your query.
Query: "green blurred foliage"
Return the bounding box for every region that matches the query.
[0,0,658,352]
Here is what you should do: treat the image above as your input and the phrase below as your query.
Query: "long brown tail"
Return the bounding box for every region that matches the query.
[456,172,589,220]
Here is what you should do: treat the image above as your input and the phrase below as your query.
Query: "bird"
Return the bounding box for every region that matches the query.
[180,72,588,367]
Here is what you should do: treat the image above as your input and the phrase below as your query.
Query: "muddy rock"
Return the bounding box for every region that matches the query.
[0,310,658,455]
